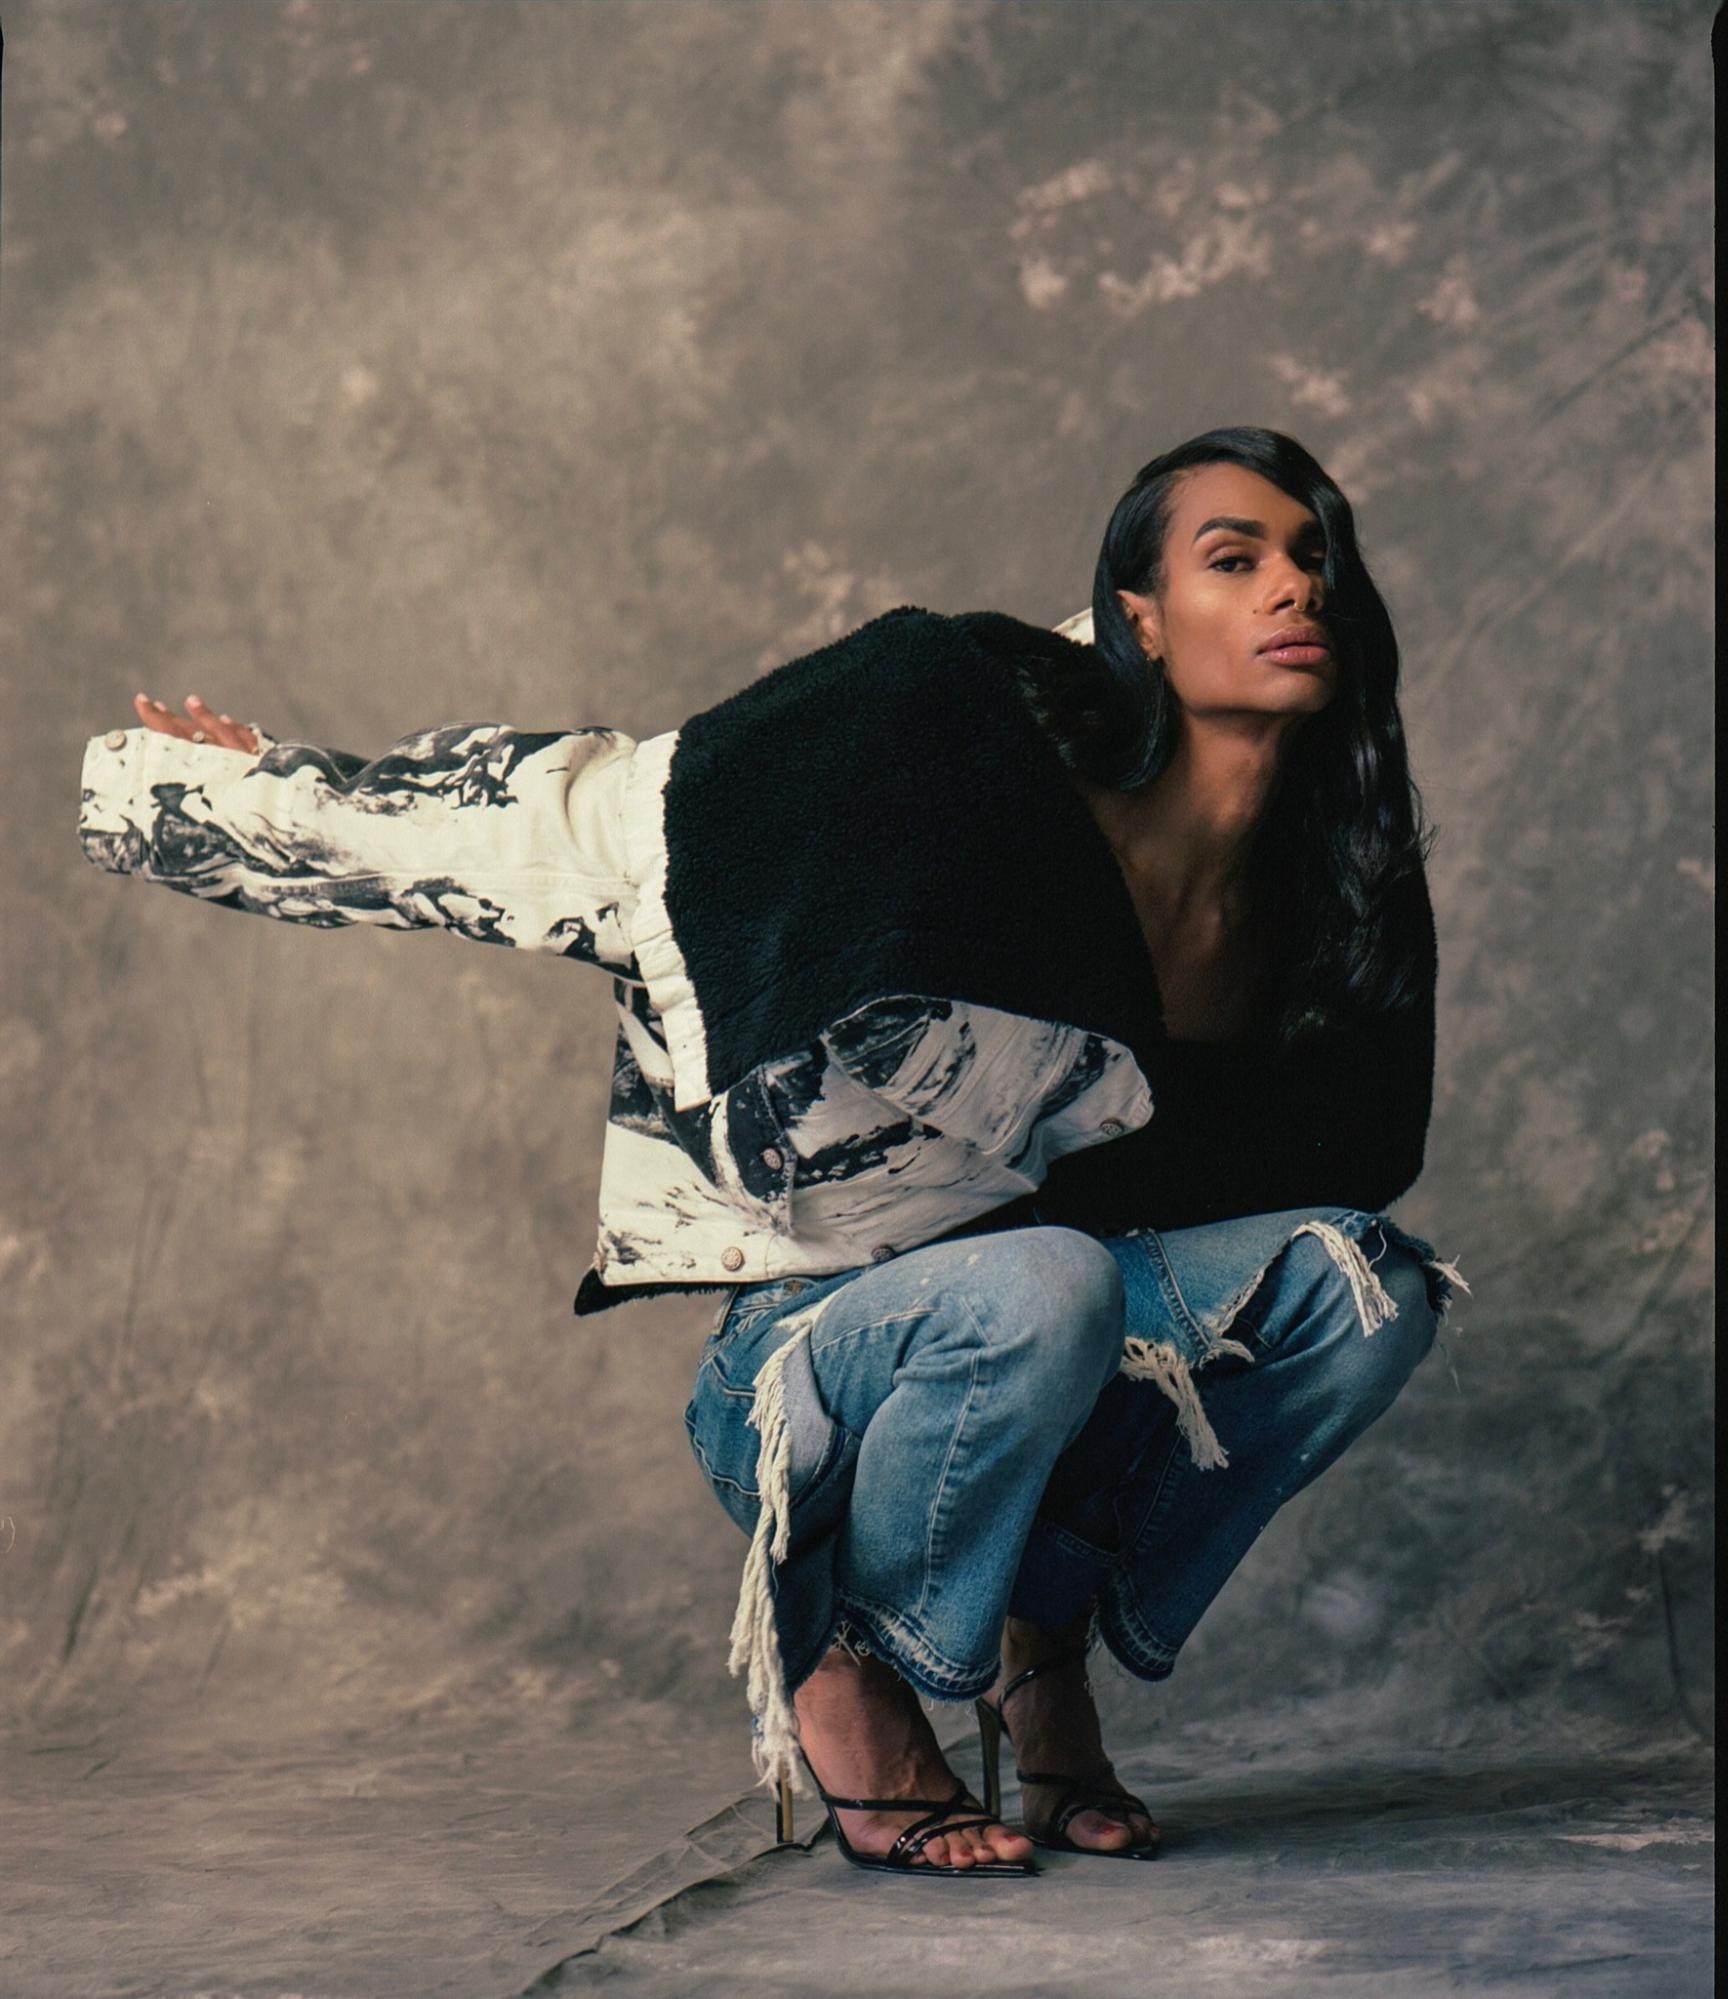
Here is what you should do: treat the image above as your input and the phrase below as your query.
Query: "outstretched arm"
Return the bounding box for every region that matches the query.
[79,690,642,978]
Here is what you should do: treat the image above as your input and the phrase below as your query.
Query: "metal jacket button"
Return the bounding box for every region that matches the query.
[104,729,127,751]
[759,1146,785,1171]
[869,1243,896,1263]
[721,1246,745,1271]
[1099,1117,1126,1137]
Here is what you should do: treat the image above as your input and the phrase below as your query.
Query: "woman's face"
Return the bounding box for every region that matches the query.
[1117,463,1338,725]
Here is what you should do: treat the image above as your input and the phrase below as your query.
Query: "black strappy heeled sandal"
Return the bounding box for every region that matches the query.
[975,1648,1161,1860]
[778,1747,1039,1877]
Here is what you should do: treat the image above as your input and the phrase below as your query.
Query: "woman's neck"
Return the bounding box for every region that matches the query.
[1081,715,1289,924]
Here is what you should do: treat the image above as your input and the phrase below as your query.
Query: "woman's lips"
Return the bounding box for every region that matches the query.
[1259,643,1331,664]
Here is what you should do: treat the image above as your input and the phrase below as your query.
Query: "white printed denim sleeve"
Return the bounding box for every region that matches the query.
[77,721,642,977]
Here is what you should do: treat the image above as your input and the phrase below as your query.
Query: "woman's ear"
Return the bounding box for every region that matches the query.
[1116,587,1161,663]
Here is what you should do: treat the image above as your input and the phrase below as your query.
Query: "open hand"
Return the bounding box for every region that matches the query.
[133,693,261,754]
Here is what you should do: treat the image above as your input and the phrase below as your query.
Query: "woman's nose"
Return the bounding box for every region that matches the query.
[1268,563,1322,614]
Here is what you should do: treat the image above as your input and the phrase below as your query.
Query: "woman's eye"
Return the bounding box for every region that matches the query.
[1209,553,1326,572]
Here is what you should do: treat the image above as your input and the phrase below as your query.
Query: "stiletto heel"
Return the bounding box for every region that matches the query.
[793,1746,1037,1878]
[974,1693,1005,1820]
[975,1649,1160,1861]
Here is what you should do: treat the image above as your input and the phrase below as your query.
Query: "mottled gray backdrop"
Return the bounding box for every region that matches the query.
[1,2,1713,1993]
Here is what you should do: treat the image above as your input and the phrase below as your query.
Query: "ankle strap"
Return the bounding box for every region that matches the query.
[997,1645,1091,1710]
[808,1770,973,1816]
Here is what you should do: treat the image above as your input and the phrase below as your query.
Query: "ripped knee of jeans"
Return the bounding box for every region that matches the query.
[1293,1226,1444,1402]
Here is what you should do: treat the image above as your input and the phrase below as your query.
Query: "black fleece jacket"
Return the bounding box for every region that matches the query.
[660,604,1436,1244]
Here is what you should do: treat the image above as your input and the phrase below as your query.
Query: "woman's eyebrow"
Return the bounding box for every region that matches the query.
[1191,515,1326,544]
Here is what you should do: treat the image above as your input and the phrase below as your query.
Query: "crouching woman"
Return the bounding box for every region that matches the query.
[683,428,1467,1877]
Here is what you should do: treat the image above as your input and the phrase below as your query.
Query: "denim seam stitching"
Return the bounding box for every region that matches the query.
[686,1430,760,1501]
[703,1367,759,1399]
[1139,1229,1212,1347]
[1097,1585,1179,1679]
[1032,1517,1116,1565]
[912,1296,985,1625]
[808,1306,932,1362]
[830,1587,997,1695]
[1120,1425,1191,1556]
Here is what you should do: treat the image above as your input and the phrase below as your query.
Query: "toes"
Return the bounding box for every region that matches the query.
[916,1822,1028,1867]
[1070,1808,1136,1848]
[925,1831,975,1868]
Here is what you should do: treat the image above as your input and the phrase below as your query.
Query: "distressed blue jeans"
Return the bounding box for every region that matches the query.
[684,1206,1462,1787]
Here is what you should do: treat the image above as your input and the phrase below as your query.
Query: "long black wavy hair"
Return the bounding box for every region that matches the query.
[1013,426,1435,1046]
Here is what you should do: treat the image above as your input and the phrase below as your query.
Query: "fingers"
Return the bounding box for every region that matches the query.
[133,693,261,754]
[134,693,194,741]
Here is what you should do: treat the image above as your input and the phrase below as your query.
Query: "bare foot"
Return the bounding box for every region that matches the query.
[793,1643,1034,1869]
[986,1611,1160,1853]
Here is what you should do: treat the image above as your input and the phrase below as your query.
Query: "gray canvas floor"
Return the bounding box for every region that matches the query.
[535,1728,1715,1999]
[5,1704,1711,1998]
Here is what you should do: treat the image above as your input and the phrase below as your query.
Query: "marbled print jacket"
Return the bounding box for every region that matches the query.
[77,604,1438,1318]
